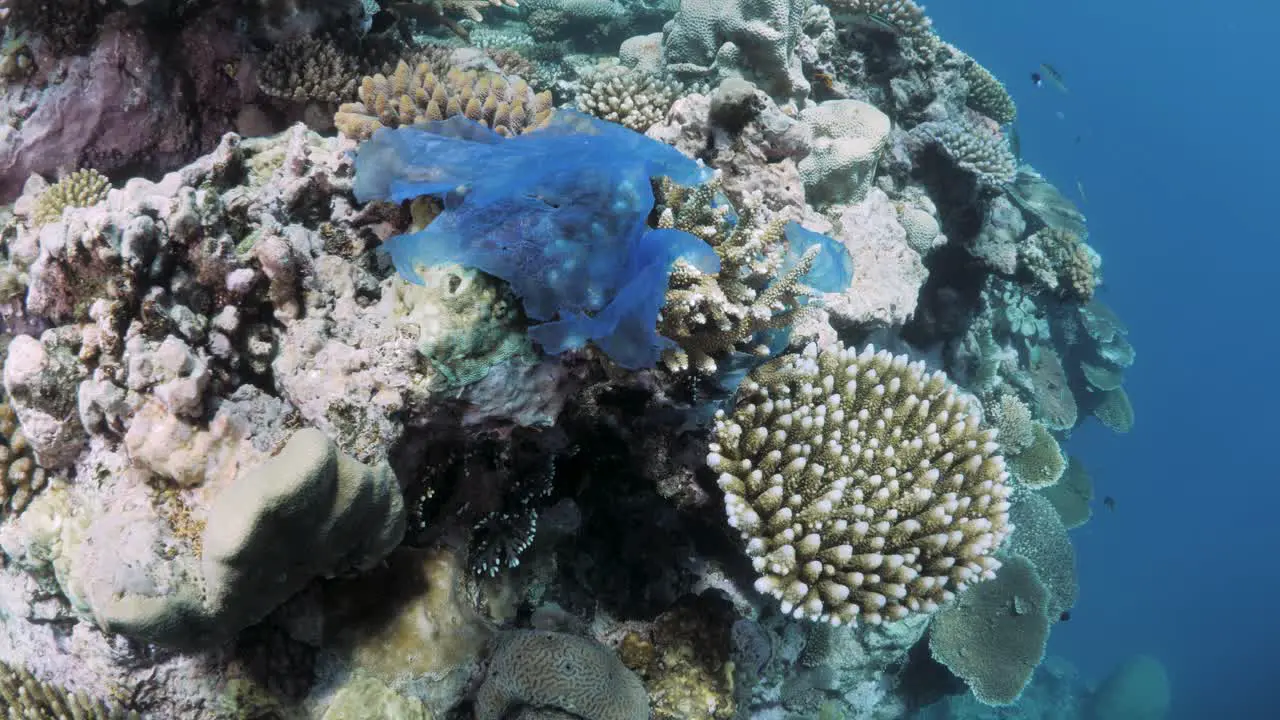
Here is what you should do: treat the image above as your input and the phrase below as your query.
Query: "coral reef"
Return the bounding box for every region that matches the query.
[0,1,1140,716]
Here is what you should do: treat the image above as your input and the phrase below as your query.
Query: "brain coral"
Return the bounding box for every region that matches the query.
[476,629,649,720]
[708,342,1013,626]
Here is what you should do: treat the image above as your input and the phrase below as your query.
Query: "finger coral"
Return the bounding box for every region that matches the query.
[708,342,1013,625]
[960,52,1017,125]
[257,36,361,105]
[0,660,138,719]
[30,168,109,227]
[576,65,683,132]
[335,61,553,141]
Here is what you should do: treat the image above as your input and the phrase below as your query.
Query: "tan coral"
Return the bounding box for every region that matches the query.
[257,36,361,104]
[576,65,683,133]
[335,61,553,141]
[1019,228,1099,303]
[709,342,1013,626]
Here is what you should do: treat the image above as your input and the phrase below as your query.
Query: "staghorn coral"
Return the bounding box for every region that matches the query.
[823,0,933,40]
[927,553,1050,706]
[0,659,139,719]
[576,65,683,133]
[960,52,1017,125]
[257,36,361,105]
[334,61,552,141]
[1019,228,1099,303]
[654,180,823,375]
[30,169,110,227]
[707,342,1013,625]
[475,629,649,720]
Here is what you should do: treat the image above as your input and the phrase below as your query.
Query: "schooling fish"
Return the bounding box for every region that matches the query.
[1038,63,1069,93]
[1103,495,1116,512]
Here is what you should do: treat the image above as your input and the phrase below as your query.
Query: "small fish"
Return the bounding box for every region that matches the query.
[1059,611,1072,622]
[1076,179,1088,204]
[1103,496,1116,512]
[864,13,898,33]
[812,71,836,92]
[1038,63,1069,93]
[1008,123,1022,159]
[1030,71,1043,87]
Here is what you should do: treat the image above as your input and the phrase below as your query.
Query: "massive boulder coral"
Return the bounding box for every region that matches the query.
[798,99,892,207]
[25,427,405,649]
[661,0,811,103]
[708,342,1013,625]
[475,629,649,720]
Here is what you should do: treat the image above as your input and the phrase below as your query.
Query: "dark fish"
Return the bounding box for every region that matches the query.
[1031,71,1043,87]
[1103,496,1116,512]
[1060,611,1071,622]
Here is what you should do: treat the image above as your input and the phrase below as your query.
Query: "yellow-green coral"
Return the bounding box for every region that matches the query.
[334,61,553,141]
[0,660,139,719]
[708,342,1013,625]
[31,168,110,226]
[0,392,50,517]
[655,180,819,375]
[625,597,736,720]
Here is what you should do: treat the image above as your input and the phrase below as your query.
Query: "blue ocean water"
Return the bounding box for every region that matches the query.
[931,2,1279,717]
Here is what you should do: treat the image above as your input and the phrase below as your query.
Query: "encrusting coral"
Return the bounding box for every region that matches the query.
[708,342,1013,626]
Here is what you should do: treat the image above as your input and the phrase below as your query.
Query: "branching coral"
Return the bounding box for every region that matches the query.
[30,168,110,227]
[257,36,361,105]
[654,180,818,375]
[960,52,1017,125]
[335,61,552,141]
[0,660,139,719]
[917,118,1018,185]
[576,65,683,132]
[708,342,1013,625]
